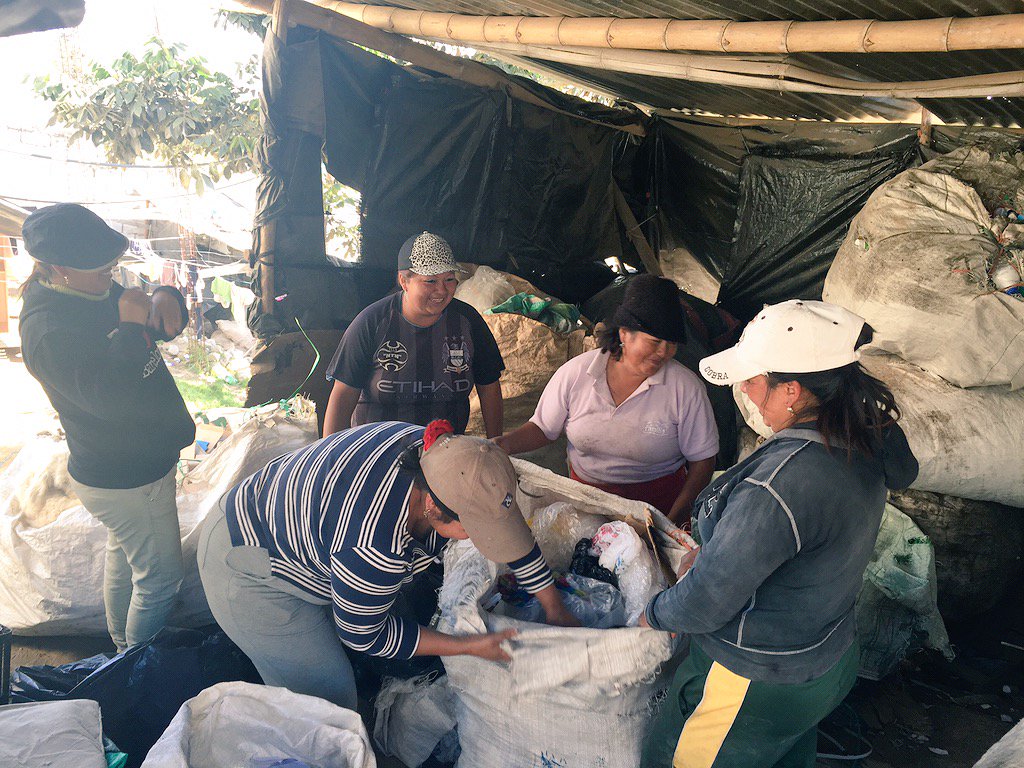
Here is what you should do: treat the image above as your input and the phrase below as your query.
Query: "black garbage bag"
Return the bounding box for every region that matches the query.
[11,627,261,768]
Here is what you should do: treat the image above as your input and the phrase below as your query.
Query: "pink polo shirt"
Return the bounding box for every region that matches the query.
[531,349,719,484]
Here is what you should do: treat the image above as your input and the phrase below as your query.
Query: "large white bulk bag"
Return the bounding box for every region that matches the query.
[0,402,318,635]
[733,352,1024,507]
[141,682,375,768]
[0,699,107,768]
[823,148,1024,389]
[436,459,689,768]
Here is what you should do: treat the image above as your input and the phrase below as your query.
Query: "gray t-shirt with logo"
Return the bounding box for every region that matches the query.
[326,293,504,433]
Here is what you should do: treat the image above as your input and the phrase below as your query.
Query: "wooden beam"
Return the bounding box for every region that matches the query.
[473,42,1024,98]
[612,183,662,277]
[318,3,1024,55]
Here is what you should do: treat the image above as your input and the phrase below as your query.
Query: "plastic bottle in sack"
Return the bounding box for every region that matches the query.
[992,263,1022,295]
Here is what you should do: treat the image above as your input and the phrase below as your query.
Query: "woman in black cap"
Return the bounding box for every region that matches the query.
[496,275,719,525]
[322,231,505,438]
[18,203,195,652]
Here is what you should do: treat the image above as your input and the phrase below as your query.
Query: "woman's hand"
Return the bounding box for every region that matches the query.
[463,629,518,662]
[676,546,700,580]
[149,290,186,339]
[118,289,151,326]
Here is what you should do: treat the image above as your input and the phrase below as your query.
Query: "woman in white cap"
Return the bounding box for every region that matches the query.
[640,300,918,768]
[198,419,577,710]
[322,231,504,438]
[18,203,194,652]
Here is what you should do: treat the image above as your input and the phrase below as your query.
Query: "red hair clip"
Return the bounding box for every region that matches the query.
[423,419,455,450]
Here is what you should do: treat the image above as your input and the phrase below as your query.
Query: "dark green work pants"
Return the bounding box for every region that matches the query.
[642,640,859,768]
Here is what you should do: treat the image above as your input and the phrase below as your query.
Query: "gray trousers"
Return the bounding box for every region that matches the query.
[197,512,358,710]
[71,469,183,651]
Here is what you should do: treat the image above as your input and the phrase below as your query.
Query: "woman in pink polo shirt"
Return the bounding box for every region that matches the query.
[495,275,718,527]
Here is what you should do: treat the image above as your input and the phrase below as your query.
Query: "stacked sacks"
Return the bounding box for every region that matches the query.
[0,399,319,635]
[819,147,1024,618]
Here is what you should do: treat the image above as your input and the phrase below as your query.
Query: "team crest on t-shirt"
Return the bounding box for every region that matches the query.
[442,336,470,374]
[374,340,409,371]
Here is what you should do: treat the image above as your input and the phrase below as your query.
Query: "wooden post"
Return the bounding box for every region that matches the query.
[919,107,933,148]
[612,183,662,277]
[260,0,291,317]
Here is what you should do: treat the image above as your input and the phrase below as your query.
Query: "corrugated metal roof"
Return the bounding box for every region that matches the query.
[384,0,1024,125]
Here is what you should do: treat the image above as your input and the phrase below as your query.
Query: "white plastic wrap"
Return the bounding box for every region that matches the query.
[453,265,516,313]
[373,673,457,768]
[529,501,606,572]
[590,521,667,627]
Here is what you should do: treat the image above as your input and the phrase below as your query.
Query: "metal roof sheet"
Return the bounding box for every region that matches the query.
[384,0,1024,125]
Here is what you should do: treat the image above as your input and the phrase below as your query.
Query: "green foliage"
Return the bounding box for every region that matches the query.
[323,169,361,260]
[215,10,269,38]
[33,38,261,194]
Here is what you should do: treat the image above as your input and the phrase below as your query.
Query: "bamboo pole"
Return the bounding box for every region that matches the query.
[612,184,662,277]
[472,42,1024,98]
[260,0,290,317]
[316,2,1024,54]
[234,0,646,136]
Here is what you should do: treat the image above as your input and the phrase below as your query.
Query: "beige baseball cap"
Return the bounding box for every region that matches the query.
[420,433,535,563]
[700,300,866,386]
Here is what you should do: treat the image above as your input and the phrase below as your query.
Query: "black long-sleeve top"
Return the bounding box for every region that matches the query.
[19,280,195,489]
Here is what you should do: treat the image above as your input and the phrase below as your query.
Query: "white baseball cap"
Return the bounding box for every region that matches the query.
[699,300,866,385]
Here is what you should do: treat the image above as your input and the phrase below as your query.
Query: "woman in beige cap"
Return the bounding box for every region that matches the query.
[198,419,576,710]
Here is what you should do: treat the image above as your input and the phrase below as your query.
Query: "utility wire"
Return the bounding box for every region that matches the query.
[0,178,254,206]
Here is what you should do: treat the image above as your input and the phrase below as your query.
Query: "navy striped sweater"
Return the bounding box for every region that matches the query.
[225,421,552,659]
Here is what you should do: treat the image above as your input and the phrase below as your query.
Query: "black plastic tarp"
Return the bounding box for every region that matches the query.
[252,26,1022,332]
[652,117,920,319]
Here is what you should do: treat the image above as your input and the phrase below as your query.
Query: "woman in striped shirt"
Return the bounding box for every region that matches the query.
[198,419,576,709]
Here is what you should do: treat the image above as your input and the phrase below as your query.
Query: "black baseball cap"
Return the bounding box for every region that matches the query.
[22,203,129,271]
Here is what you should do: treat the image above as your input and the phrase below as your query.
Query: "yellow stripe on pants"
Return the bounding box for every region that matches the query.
[673,661,752,768]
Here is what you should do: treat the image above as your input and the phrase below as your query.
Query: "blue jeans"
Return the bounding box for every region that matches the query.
[71,470,183,652]
[197,512,358,710]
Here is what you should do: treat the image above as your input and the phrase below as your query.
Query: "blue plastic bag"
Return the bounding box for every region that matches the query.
[11,627,261,768]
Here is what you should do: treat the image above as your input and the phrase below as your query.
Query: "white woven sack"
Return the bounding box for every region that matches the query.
[732,352,1024,507]
[437,460,685,768]
[823,148,1024,390]
[141,681,375,768]
[0,403,317,634]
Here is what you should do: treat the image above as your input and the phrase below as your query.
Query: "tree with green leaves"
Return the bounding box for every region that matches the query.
[34,31,363,259]
[34,38,261,194]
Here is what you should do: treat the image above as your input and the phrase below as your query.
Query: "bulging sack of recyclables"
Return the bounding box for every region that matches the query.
[0,400,318,634]
[823,148,1024,390]
[141,681,376,768]
[436,459,686,768]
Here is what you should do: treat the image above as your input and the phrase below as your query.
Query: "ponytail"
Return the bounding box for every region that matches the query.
[18,262,54,297]
[767,324,899,458]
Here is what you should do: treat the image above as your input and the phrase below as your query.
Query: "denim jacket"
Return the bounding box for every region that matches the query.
[645,423,918,684]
